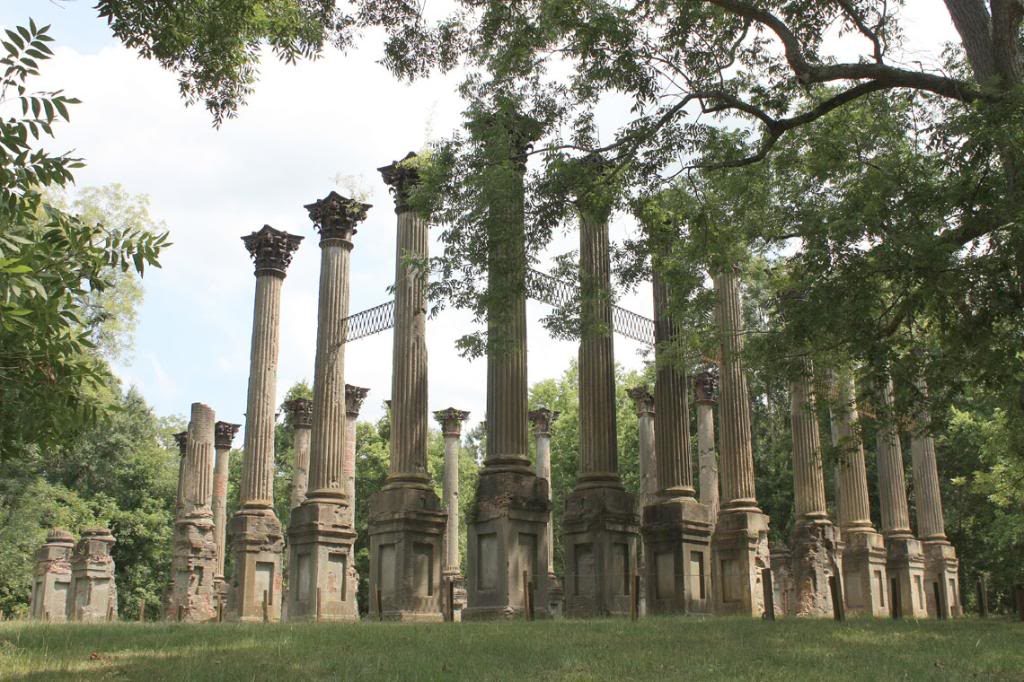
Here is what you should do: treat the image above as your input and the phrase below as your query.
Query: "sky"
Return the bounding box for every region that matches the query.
[1,2,960,434]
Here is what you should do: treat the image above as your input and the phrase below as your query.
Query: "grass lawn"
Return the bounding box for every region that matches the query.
[0,616,1021,680]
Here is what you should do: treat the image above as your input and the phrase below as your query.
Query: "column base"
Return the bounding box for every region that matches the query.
[841,529,888,617]
[466,469,551,620]
[886,535,928,618]
[286,499,358,622]
[167,513,218,623]
[227,508,284,623]
[711,509,771,617]
[787,518,842,617]
[546,573,565,618]
[562,484,640,618]
[769,544,793,617]
[641,497,713,615]
[923,540,961,618]
[368,485,447,622]
[442,570,467,622]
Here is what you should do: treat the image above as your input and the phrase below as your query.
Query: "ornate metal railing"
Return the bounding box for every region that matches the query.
[342,268,656,347]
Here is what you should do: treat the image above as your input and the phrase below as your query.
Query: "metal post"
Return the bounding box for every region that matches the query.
[316,587,322,623]
[376,587,383,621]
[138,597,145,623]
[976,576,988,618]
[1016,584,1024,622]
[447,580,455,622]
[762,568,775,621]
[262,590,269,623]
[890,577,902,620]
[830,575,846,622]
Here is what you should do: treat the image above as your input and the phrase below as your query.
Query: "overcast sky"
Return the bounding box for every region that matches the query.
[1,2,959,433]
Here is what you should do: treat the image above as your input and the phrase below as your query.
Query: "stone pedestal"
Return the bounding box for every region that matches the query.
[287,502,358,621]
[69,528,117,622]
[789,520,841,617]
[923,541,961,618]
[30,529,75,621]
[886,535,929,618]
[841,530,890,616]
[770,544,794,617]
[642,498,713,614]
[711,510,771,616]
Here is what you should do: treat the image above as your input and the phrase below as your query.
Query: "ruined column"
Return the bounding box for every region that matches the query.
[229,226,301,623]
[345,385,369,526]
[436,407,470,621]
[466,116,551,620]
[284,398,313,510]
[286,194,364,622]
[529,407,563,615]
[167,402,219,622]
[829,369,888,616]
[173,431,188,515]
[30,529,75,621]
[693,370,720,521]
[68,528,117,622]
[213,421,240,582]
[875,376,928,618]
[368,153,446,621]
[910,380,961,618]
[786,361,841,617]
[627,387,658,511]
[710,267,770,617]
[563,155,639,618]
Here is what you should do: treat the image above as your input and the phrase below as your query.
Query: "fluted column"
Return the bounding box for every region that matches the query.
[652,270,695,498]
[529,407,559,575]
[627,387,658,509]
[713,268,759,512]
[345,385,369,523]
[910,381,947,542]
[184,403,216,515]
[173,431,188,516]
[790,363,828,520]
[694,371,720,521]
[283,399,313,510]
[829,371,874,534]
[436,408,470,573]
[239,226,302,507]
[304,196,367,502]
[876,377,913,538]
[213,421,240,577]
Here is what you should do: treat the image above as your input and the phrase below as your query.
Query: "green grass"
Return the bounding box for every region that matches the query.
[0,616,1021,681]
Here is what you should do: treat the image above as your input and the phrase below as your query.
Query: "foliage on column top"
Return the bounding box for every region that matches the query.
[304,191,371,243]
[172,431,188,456]
[345,385,370,417]
[283,398,313,429]
[241,225,303,277]
[378,151,424,213]
[626,386,655,416]
[434,407,470,437]
[214,421,241,450]
[527,407,559,436]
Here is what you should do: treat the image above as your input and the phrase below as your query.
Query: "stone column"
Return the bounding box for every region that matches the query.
[693,370,720,521]
[168,402,219,622]
[875,376,928,618]
[284,398,313,510]
[787,362,841,617]
[345,385,369,526]
[229,225,301,623]
[910,380,961,618]
[68,528,117,622]
[829,370,887,616]
[563,157,639,618]
[529,407,563,615]
[213,421,240,581]
[710,267,770,617]
[627,387,658,511]
[466,120,551,620]
[173,431,188,515]
[436,407,470,621]
[368,153,446,622]
[30,529,75,621]
[287,194,364,623]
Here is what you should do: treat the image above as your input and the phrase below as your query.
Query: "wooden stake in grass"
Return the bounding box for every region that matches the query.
[262,590,269,624]
[376,587,383,622]
[316,587,322,623]
[447,580,454,623]
[933,580,946,621]
[630,573,640,621]
[138,597,145,623]
[890,577,902,620]
[1016,584,1024,622]
[761,568,775,621]
[829,575,846,622]
[976,575,988,618]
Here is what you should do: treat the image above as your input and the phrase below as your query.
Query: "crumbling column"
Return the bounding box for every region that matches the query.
[875,376,928,618]
[68,528,117,622]
[168,402,219,623]
[366,154,446,622]
[787,361,841,617]
[173,431,188,515]
[345,385,369,526]
[287,194,364,622]
[466,118,551,620]
[627,387,658,511]
[529,407,563,615]
[213,421,240,581]
[910,380,961,618]
[710,267,770,617]
[693,370,720,522]
[829,369,888,616]
[229,225,301,623]
[436,407,470,621]
[30,529,75,621]
[284,398,313,510]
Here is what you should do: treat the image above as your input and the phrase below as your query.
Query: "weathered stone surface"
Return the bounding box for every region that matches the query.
[30,529,75,621]
[642,498,713,615]
[694,370,720,522]
[529,407,562,616]
[286,501,358,621]
[345,385,369,526]
[627,387,657,511]
[788,520,841,617]
[213,421,240,580]
[436,407,469,621]
[69,528,117,622]
[284,398,313,510]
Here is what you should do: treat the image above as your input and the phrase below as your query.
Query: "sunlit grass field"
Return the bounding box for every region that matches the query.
[0,616,1021,680]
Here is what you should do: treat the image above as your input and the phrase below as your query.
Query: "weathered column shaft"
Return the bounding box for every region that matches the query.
[388,209,430,482]
[628,388,658,508]
[578,211,618,479]
[713,270,758,509]
[829,372,874,532]
[212,445,229,574]
[292,426,311,508]
[694,372,720,520]
[652,270,694,496]
[530,408,559,577]
[173,432,187,515]
[910,386,947,542]
[345,385,368,523]
[184,403,216,513]
[790,368,828,519]
[876,378,912,536]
